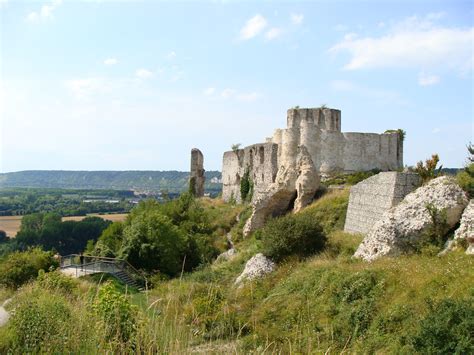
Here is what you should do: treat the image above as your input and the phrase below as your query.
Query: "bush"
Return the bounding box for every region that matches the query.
[37,269,78,295]
[0,248,58,289]
[415,154,443,184]
[261,212,326,262]
[240,170,253,202]
[8,287,72,353]
[410,299,474,354]
[418,203,450,249]
[118,212,188,276]
[93,281,137,344]
[457,163,474,198]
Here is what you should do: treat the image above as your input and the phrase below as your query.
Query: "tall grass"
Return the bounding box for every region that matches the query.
[1,192,472,353]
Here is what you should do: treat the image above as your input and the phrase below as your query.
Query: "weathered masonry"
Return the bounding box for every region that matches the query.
[190,148,205,197]
[221,107,404,234]
[344,172,420,235]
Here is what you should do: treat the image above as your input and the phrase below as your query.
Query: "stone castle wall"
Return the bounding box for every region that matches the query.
[222,143,278,203]
[344,172,420,235]
[222,106,404,235]
[222,107,403,204]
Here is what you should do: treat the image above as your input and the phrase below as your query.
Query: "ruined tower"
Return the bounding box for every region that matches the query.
[221,106,404,235]
[190,148,205,197]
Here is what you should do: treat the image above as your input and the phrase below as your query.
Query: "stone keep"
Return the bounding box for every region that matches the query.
[344,172,421,235]
[190,148,205,197]
[221,107,404,235]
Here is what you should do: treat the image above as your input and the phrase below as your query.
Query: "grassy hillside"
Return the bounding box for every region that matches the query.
[0,190,472,353]
[0,170,222,193]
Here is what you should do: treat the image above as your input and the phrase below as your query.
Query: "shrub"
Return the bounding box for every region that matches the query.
[37,269,78,295]
[231,143,241,151]
[118,212,188,276]
[384,128,406,142]
[417,203,450,250]
[457,163,474,198]
[8,287,72,353]
[240,170,253,202]
[92,281,137,344]
[415,154,443,184]
[261,212,326,262]
[410,299,474,354]
[0,248,57,289]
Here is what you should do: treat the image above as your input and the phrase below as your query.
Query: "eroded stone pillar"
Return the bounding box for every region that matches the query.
[190,148,205,197]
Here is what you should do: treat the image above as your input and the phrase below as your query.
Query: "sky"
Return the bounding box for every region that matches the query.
[0,0,473,173]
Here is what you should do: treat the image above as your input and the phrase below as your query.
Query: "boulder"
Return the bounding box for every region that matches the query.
[454,199,474,255]
[354,176,469,261]
[215,248,237,263]
[235,253,275,285]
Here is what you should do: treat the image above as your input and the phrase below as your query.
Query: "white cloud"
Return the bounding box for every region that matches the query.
[203,87,216,96]
[221,88,236,98]
[265,27,283,40]
[330,14,474,75]
[167,51,176,60]
[432,127,441,134]
[418,72,440,86]
[290,13,304,25]
[135,69,153,79]
[65,78,108,99]
[236,92,259,102]
[239,14,267,40]
[104,58,118,65]
[26,0,62,23]
[343,32,358,41]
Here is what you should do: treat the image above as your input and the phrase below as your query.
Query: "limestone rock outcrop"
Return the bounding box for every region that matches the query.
[354,176,469,261]
[235,253,275,285]
[243,146,319,235]
[454,199,474,255]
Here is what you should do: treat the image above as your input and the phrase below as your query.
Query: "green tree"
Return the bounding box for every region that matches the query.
[467,142,474,162]
[118,212,187,276]
[0,248,58,289]
[0,230,7,243]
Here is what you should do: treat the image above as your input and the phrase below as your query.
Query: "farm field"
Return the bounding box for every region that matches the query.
[0,213,128,238]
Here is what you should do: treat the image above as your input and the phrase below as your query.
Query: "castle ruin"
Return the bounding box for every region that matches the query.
[221,107,404,235]
[190,148,205,197]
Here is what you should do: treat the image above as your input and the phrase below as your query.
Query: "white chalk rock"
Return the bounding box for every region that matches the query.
[454,199,474,255]
[215,248,237,263]
[354,176,469,261]
[235,253,275,285]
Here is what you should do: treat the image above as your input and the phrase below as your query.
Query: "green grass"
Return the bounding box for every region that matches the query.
[1,192,473,353]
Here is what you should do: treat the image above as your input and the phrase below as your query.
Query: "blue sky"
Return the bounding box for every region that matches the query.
[0,0,472,172]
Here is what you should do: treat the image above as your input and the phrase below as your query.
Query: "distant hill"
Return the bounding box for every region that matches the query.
[0,170,222,193]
